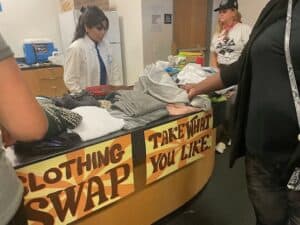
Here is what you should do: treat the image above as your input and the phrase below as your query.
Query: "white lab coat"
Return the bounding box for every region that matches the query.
[64,35,122,93]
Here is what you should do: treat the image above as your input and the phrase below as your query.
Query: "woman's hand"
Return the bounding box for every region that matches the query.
[181,73,225,99]
[181,83,202,99]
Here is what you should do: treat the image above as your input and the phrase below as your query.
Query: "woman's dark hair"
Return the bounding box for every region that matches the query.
[72,6,109,42]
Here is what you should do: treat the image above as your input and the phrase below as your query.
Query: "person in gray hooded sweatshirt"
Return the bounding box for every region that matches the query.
[0,33,48,225]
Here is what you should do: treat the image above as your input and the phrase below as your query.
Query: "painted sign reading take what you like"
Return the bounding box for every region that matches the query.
[145,111,213,184]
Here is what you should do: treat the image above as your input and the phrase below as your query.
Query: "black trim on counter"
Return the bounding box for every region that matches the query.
[16,57,62,70]
[6,102,226,169]
[19,63,62,70]
[6,113,200,169]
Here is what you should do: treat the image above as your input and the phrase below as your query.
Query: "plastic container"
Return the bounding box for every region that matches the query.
[195,56,204,65]
[23,39,55,65]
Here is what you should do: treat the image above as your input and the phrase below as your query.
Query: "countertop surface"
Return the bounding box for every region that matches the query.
[18,62,62,70]
[5,101,224,169]
[6,113,198,169]
[16,57,62,70]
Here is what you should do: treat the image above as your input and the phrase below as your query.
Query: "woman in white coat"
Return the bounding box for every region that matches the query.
[64,6,122,93]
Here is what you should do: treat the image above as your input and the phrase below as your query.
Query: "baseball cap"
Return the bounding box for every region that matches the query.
[214,0,238,12]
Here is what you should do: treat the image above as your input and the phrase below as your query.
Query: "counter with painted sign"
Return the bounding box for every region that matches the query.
[145,111,213,185]
[6,110,216,225]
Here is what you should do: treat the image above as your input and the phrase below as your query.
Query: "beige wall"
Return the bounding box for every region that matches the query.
[142,0,173,66]
[110,0,144,85]
[110,0,173,85]
[238,0,269,26]
[0,0,62,57]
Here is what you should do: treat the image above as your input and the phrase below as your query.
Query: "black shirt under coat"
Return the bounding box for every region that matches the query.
[220,0,300,173]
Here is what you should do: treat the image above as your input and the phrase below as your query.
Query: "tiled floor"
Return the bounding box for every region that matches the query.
[153,149,255,225]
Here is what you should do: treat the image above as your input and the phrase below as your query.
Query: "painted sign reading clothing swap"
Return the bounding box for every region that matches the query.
[17,134,134,225]
[145,111,213,184]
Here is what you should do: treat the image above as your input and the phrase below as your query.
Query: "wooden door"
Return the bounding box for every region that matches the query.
[173,0,210,55]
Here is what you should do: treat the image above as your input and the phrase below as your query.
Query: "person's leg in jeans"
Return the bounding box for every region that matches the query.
[288,188,300,225]
[245,155,288,225]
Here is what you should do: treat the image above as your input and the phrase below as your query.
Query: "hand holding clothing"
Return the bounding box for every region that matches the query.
[182,73,225,99]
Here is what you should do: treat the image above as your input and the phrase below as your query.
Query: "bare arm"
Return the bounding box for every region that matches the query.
[183,52,243,99]
[210,52,218,68]
[183,72,225,99]
[0,57,48,142]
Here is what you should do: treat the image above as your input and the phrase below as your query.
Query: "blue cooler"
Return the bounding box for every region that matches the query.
[23,39,56,65]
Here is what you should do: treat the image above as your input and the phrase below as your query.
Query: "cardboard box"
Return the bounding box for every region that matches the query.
[60,0,110,12]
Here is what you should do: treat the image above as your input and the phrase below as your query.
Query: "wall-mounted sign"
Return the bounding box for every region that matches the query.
[164,14,172,24]
[151,14,162,32]
[145,111,213,185]
[17,134,134,225]
[152,14,162,25]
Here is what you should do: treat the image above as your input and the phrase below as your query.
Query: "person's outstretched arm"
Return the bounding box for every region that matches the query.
[183,56,242,99]
[183,73,225,98]
[0,57,48,142]
[210,52,218,68]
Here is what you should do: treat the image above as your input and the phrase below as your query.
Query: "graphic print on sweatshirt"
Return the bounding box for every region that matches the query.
[216,37,236,56]
[210,23,252,65]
